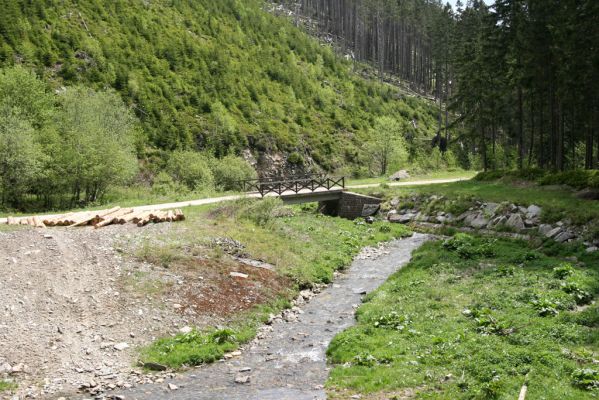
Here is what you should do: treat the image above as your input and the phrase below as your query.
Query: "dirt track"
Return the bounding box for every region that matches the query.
[0,223,288,400]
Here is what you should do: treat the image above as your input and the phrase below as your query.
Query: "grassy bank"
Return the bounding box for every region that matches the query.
[132,199,411,368]
[326,234,599,399]
[362,179,599,225]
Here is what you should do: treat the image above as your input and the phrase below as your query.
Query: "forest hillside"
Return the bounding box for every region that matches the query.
[0,0,448,178]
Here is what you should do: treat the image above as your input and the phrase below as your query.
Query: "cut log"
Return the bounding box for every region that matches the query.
[137,215,152,227]
[32,216,46,228]
[27,217,35,226]
[174,209,185,221]
[68,212,97,227]
[132,211,153,224]
[166,210,174,222]
[518,385,527,400]
[7,216,18,225]
[94,208,134,228]
[122,210,147,223]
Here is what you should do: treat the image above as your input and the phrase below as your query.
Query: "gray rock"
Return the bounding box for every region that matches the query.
[483,202,500,216]
[538,224,553,236]
[469,214,489,229]
[554,231,575,243]
[586,246,598,253]
[361,203,380,217]
[506,213,525,230]
[524,219,535,228]
[168,383,179,390]
[526,205,542,218]
[390,198,400,207]
[388,170,410,181]
[518,206,528,214]
[546,227,563,238]
[487,216,507,228]
[388,213,414,224]
[235,375,251,384]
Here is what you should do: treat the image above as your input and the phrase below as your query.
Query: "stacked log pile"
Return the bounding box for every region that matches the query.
[4,207,185,229]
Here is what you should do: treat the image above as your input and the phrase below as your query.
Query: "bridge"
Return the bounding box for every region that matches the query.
[240,175,382,218]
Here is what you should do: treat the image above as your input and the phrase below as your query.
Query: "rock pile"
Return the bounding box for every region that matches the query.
[387,195,599,252]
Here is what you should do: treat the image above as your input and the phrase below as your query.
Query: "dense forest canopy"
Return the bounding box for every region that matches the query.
[281,0,599,171]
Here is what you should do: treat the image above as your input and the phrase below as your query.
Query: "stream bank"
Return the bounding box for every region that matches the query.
[109,233,430,400]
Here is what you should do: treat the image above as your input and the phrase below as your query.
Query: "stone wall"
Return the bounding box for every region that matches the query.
[319,192,382,219]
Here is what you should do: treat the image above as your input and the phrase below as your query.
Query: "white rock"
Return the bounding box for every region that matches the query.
[230,272,248,279]
[179,326,193,334]
[168,383,178,390]
[113,342,129,351]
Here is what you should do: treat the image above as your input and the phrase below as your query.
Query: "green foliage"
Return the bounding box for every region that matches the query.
[166,151,214,192]
[365,116,409,176]
[0,0,442,175]
[442,233,496,259]
[209,155,256,191]
[327,237,599,398]
[539,170,599,190]
[572,368,599,391]
[0,380,16,392]
[57,87,139,203]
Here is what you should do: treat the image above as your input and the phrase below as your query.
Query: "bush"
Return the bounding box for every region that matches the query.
[572,368,599,390]
[166,151,214,191]
[210,155,256,191]
[539,170,599,189]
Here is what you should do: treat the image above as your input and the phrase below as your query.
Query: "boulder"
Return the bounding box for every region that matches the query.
[526,205,542,218]
[483,202,500,216]
[469,213,489,229]
[488,216,507,229]
[554,231,575,243]
[361,203,380,217]
[586,246,598,253]
[546,227,563,238]
[538,224,553,236]
[388,170,410,181]
[506,213,525,231]
[389,213,414,224]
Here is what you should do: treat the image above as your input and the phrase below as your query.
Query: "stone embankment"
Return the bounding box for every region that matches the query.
[387,195,598,253]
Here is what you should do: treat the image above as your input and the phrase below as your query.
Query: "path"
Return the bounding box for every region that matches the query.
[0,177,468,224]
[111,233,430,400]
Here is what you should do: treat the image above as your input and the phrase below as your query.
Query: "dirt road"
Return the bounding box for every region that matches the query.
[0,177,468,225]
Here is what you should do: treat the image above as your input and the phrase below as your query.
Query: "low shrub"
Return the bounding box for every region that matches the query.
[210,155,257,191]
[166,151,214,191]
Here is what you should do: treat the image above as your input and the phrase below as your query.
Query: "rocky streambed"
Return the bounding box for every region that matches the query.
[104,234,430,400]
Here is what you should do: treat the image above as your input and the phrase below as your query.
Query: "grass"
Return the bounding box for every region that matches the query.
[326,233,599,399]
[0,380,17,392]
[362,179,599,226]
[346,170,476,187]
[134,199,412,368]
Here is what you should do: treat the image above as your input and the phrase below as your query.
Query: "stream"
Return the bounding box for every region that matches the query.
[114,233,430,400]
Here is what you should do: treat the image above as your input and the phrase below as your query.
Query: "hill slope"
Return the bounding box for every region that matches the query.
[0,0,441,173]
